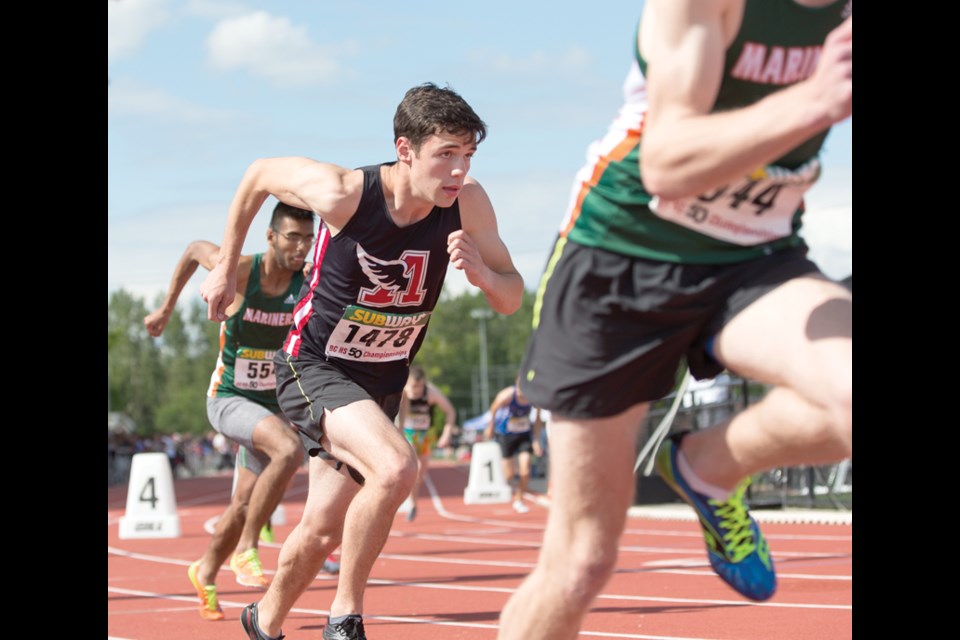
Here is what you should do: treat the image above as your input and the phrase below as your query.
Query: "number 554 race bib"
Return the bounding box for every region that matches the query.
[649,158,821,246]
[325,305,432,363]
[234,347,277,391]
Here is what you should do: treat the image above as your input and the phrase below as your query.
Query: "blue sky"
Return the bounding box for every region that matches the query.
[108,0,852,306]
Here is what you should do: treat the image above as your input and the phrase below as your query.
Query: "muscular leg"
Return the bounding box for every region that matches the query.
[408,450,431,504]
[516,450,533,500]
[235,414,303,553]
[498,404,647,640]
[255,456,356,636]
[682,275,852,490]
[501,453,517,496]
[317,399,418,618]
[194,466,258,585]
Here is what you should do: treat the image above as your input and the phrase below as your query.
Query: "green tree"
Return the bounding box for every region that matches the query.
[415,288,537,420]
[152,297,221,435]
[107,289,165,433]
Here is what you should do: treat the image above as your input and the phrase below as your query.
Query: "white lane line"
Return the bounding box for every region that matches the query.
[106,586,784,639]
[107,545,849,607]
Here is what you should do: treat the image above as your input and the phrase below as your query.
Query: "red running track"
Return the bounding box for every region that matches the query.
[107,461,852,639]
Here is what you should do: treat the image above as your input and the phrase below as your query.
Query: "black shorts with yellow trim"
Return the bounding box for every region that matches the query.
[519,238,820,419]
[275,352,402,485]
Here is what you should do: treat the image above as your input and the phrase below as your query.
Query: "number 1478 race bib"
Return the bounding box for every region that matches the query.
[325,305,431,363]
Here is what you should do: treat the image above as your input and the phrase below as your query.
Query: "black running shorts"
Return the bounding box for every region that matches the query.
[495,431,534,459]
[274,352,402,484]
[519,239,820,419]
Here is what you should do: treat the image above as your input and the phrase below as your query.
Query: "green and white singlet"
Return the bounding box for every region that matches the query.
[559,0,849,264]
[207,253,305,409]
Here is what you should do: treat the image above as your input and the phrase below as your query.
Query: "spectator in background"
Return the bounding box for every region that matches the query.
[213,432,234,471]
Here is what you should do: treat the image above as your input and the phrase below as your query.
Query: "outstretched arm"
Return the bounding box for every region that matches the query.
[531,408,543,458]
[639,0,852,198]
[450,180,524,315]
[200,157,361,320]
[427,382,458,449]
[484,386,514,441]
[144,241,221,337]
[396,390,411,430]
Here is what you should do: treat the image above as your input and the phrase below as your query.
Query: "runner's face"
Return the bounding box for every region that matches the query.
[406,378,426,398]
[268,218,315,272]
[406,131,476,207]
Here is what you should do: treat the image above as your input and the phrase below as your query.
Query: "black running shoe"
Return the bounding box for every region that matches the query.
[322,615,367,640]
[241,602,285,640]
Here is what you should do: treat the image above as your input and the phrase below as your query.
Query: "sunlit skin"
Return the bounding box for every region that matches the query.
[405,378,427,402]
[267,217,314,274]
[399,131,476,211]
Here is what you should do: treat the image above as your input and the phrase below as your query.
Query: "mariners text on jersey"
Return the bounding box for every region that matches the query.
[241,308,295,327]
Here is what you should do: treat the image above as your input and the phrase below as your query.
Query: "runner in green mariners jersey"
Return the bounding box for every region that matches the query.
[144,202,315,621]
[500,2,852,638]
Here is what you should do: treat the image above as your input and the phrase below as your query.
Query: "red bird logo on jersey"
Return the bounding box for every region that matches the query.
[356,244,429,307]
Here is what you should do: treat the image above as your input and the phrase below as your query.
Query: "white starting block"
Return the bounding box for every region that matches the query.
[118,452,181,539]
[464,440,512,504]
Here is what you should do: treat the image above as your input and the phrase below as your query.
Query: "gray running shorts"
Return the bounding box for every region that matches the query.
[206,395,280,476]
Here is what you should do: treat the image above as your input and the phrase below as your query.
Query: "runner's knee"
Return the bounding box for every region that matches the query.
[550,540,619,609]
[369,449,418,496]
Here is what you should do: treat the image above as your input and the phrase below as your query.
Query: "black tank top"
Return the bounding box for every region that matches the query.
[404,386,434,431]
[283,162,462,396]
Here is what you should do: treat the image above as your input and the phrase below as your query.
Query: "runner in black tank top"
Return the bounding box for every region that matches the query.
[200,83,523,640]
[397,364,458,521]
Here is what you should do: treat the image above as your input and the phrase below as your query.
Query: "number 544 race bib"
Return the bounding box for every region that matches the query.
[650,158,821,246]
[326,305,431,363]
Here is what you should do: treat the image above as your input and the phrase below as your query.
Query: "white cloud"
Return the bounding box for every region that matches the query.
[108,0,172,62]
[184,0,250,20]
[205,11,345,87]
[469,46,593,74]
[108,77,244,126]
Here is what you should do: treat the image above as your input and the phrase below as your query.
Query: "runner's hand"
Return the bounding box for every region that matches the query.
[200,263,236,321]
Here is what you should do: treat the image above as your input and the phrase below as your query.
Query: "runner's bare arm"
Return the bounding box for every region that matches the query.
[531,408,544,457]
[145,242,251,336]
[484,387,514,440]
[200,157,362,320]
[396,391,410,430]
[428,383,458,448]
[452,180,523,315]
[428,383,457,426]
[640,0,852,199]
